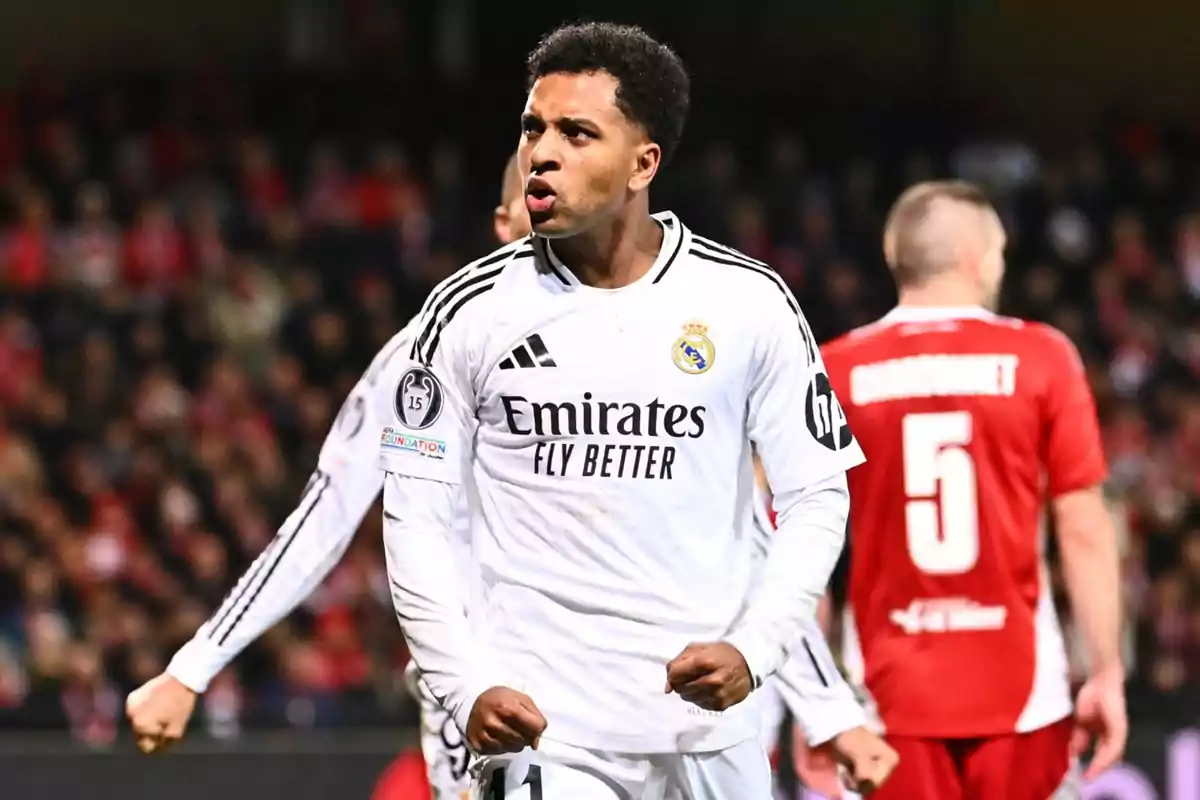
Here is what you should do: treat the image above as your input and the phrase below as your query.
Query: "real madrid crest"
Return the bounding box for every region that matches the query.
[672,321,715,375]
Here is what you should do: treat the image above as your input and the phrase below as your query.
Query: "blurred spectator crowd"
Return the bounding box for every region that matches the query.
[0,70,1196,746]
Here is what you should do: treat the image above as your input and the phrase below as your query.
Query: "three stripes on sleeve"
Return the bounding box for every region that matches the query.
[202,469,331,646]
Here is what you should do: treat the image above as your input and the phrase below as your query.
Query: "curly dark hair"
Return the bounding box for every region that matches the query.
[526,22,690,167]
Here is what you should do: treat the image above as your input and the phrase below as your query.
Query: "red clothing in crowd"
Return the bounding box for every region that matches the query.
[4,225,50,290]
[0,315,42,405]
[124,214,188,292]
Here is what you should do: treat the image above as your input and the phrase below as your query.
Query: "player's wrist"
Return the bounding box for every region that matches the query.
[720,632,773,692]
[166,637,228,694]
[1089,662,1126,685]
[455,678,498,739]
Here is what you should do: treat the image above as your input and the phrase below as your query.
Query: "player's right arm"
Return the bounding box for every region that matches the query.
[667,285,864,712]
[1038,326,1127,777]
[127,328,413,752]
[377,304,544,754]
[726,291,865,687]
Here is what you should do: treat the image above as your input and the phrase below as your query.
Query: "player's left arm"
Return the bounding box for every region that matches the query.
[1040,327,1126,777]
[726,293,865,688]
[1041,329,1120,678]
[749,463,868,744]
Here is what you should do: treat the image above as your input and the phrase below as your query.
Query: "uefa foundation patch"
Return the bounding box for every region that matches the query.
[381,427,448,460]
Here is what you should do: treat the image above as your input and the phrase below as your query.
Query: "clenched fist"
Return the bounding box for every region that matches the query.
[467,686,548,755]
[795,725,899,797]
[830,726,899,794]
[665,642,753,712]
[126,673,197,754]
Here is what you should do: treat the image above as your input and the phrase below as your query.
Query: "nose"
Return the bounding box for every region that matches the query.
[529,137,561,176]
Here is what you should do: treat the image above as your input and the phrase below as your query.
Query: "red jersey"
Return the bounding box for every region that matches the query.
[822,307,1106,739]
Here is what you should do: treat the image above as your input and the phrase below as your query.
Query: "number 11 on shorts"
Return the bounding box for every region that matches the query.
[486,765,543,800]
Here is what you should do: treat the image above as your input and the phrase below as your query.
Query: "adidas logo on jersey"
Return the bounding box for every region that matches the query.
[499,334,557,370]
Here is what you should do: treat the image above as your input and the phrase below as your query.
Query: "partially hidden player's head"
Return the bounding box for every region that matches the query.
[883,180,1007,310]
[493,151,530,244]
[519,22,690,237]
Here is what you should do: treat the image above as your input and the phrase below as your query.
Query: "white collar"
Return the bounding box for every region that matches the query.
[541,211,684,290]
[882,306,995,323]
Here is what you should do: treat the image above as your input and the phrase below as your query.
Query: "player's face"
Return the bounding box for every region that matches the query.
[518,71,660,238]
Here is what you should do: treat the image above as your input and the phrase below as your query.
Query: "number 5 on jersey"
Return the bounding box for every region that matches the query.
[902,411,979,575]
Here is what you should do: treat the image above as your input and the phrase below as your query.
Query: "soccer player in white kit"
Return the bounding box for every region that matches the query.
[377,22,874,799]
[123,158,530,792]
[124,152,892,798]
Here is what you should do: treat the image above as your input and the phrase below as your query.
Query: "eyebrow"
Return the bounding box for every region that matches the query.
[559,115,599,130]
[522,112,600,132]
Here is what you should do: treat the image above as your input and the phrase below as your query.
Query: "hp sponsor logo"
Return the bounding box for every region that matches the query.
[805,372,853,451]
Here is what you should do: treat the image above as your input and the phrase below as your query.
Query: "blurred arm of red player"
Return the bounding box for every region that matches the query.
[1041,330,1128,780]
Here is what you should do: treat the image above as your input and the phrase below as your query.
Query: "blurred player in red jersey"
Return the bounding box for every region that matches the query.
[820,181,1127,800]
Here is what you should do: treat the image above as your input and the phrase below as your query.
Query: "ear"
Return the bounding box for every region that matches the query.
[628,142,662,194]
[493,205,511,244]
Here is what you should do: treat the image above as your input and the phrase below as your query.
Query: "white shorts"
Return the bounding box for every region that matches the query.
[416,675,473,800]
[471,737,772,800]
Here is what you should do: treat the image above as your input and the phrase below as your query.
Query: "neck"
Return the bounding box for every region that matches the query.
[550,200,662,289]
[896,277,987,310]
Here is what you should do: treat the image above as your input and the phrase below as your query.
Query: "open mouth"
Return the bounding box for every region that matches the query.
[525,179,557,214]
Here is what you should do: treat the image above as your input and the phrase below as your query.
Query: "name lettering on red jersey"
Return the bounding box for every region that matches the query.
[849,353,1019,406]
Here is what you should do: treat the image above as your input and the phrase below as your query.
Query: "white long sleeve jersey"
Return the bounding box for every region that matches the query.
[163,284,856,744]
[378,213,865,753]
[749,484,868,745]
[166,321,423,690]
